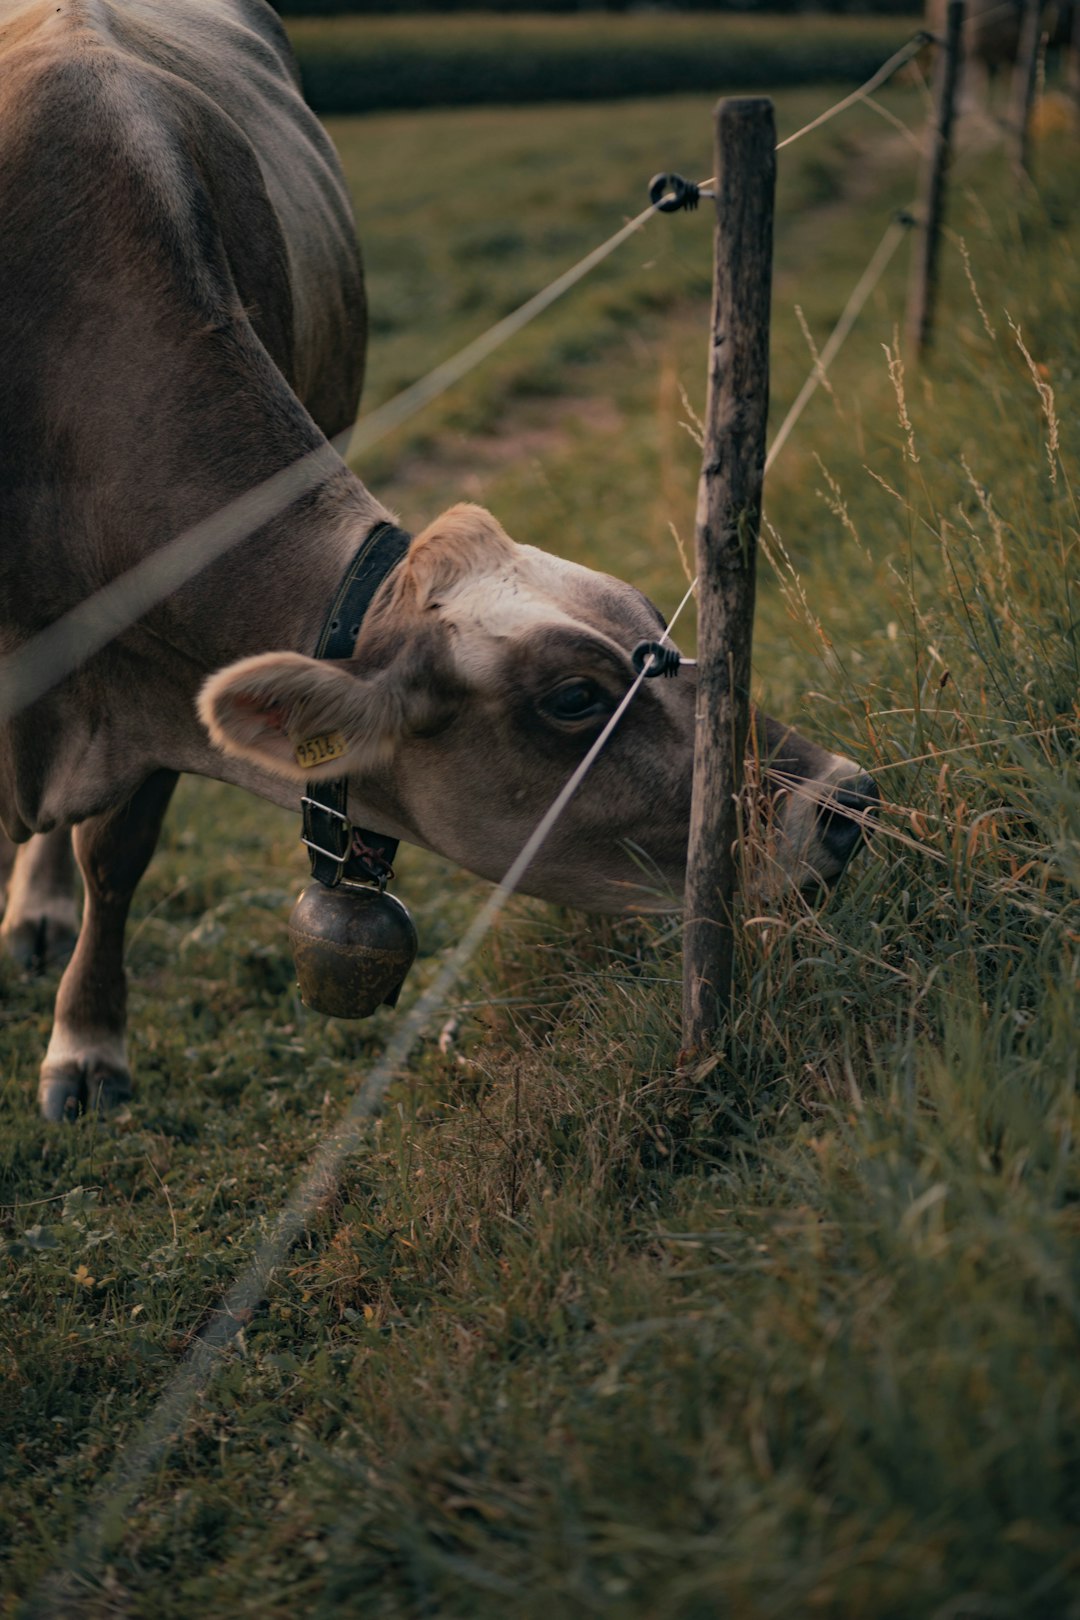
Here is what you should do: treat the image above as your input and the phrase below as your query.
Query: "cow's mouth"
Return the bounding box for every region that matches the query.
[815,771,880,866]
[796,770,880,894]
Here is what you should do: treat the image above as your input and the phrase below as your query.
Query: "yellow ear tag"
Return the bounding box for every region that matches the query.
[294,731,348,770]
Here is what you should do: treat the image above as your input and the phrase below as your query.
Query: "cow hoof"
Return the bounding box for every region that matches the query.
[2,911,79,973]
[38,1060,133,1122]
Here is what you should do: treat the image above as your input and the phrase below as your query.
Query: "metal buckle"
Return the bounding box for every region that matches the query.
[300,796,352,882]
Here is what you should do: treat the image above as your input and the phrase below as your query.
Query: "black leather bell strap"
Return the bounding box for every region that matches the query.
[302,520,412,888]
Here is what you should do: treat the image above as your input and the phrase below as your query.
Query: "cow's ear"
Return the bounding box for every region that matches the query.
[198,651,412,782]
[396,503,514,607]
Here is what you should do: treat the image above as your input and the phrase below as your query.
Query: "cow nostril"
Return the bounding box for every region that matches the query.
[817,772,879,857]
[833,772,879,816]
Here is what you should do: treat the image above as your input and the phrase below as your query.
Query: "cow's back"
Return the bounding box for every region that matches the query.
[0,0,370,837]
[0,0,366,435]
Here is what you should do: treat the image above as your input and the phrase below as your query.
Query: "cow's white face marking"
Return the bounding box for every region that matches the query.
[428,545,627,684]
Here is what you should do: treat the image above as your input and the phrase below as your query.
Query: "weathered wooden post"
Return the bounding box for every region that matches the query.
[682,98,775,1055]
[1008,0,1043,176]
[1067,3,1080,109]
[907,0,964,358]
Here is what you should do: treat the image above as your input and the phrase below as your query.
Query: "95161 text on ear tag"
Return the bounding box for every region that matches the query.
[295,731,348,770]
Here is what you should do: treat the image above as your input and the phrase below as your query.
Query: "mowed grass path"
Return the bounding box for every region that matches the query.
[2,83,1079,1617]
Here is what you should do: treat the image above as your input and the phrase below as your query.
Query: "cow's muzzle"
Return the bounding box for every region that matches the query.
[815,771,880,869]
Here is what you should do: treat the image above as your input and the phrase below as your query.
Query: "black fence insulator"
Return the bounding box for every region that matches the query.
[632,640,682,677]
[649,172,702,214]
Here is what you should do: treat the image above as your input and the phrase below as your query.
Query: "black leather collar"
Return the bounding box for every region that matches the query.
[301,519,412,888]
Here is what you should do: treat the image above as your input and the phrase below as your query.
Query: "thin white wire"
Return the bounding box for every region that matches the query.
[775,32,930,152]
[861,94,924,151]
[765,214,911,475]
[0,207,658,728]
[0,32,926,730]
[30,201,906,1605]
[342,206,658,457]
[338,22,926,446]
[0,441,344,726]
[28,570,697,1619]
[28,41,927,1604]
[669,211,911,626]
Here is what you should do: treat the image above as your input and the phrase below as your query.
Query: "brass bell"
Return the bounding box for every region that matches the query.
[288,882,418,1019]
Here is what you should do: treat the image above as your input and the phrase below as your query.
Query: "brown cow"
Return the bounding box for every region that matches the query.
[0,0,876,1120]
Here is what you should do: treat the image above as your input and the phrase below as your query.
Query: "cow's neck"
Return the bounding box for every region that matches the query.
[143,458,396,672]
[147,455,417,837]
[19,441,404,834]
[2,194,400,829]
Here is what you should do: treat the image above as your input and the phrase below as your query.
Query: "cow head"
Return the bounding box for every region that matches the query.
[198,505,876,911]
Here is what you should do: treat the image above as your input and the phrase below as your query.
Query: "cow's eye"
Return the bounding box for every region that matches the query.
[540,679,610,725]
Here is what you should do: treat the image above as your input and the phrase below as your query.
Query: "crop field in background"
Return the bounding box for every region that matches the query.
[285,12,922,112]
[2,74,1079,1618]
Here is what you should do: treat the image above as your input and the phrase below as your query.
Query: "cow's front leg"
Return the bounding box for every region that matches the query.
[38,772,178,1121]
[1,828,79,970]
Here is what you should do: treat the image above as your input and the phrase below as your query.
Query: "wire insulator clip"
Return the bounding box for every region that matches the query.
[631,641,685,678]
[648,173,715,214]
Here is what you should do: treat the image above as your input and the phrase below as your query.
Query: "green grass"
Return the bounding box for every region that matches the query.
[3,83,1080,1618]
[286,12,923,113]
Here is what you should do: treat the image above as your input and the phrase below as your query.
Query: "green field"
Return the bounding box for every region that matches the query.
[3,78,1080,1618]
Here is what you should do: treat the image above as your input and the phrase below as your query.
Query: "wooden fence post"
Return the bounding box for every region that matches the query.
[1067,3,1080,110]
[1008,0,1043,175]
[682,97,775,1056]
[907,0,964,358]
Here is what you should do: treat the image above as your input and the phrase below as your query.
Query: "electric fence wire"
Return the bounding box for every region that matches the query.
[27,44,931,1611]
[0,28,930,731]
[25,566,692,1620]
[29,193,912,1616]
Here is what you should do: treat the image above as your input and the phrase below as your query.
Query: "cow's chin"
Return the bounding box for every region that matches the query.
[505,821,871,918]
[511,865,685,917]
[566,779,878,917]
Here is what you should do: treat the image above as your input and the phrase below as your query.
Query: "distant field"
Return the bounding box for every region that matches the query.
[3,80,1080,1619]
[333,81,929,621]
[286,12,923,111]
